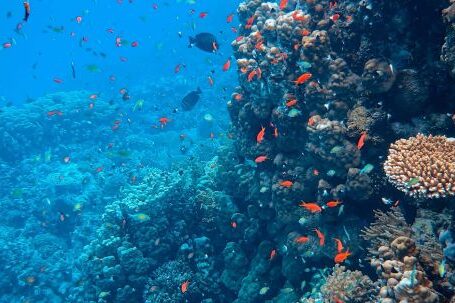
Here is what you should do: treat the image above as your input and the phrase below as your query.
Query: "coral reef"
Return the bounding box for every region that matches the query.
[384,134,455,199]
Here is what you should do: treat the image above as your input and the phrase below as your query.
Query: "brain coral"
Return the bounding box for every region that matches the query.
[384,134,455,199]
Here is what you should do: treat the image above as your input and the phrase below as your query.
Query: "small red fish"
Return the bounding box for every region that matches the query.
[256,126,265,143]
[285,99,297,107]
[175,63,185,73]
[119,56,128,62]
[294,236,309,244]
[330,13,340,22]
[152,3,158,10]
[292,11,307,22]
[96,166,104,173]
[334,238,344,253]
[300,202,322,213]
[159,117,169,127]
[227,14,234,23]
[247,70,257,82]
[301,29,311,36]
[274,127,278,138]
[231,26,238,33]
[294,72,312,85]
[314,228,325,246]
[279,0,288,10]
[326,200,342,208]
[231,221,237,228]
[76,16,82,23]
[89,94,98,100]
[53,78,63,84]
[255,155,267,163]
[233,93,243,101]
[47,110,63,117]
[357,132,367,149]
[199,12,208,18]
[334,250,351,263]
[181,280,190,293]
[269,249,277,260]
[2,42,12,48]
[207,76,214,86]
[63,156,71,163]
[245,15,256,29]
[280,180,293,188]
[131,41,139,47]
[222,59,231,71]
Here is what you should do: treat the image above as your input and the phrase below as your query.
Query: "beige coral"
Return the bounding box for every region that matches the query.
[320,265,378,303]
[384,134,455,199]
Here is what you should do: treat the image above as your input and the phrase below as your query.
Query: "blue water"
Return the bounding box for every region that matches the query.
[0,0,238,103]
[2,1,455,302]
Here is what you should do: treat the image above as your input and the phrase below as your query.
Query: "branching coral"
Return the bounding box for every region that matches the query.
[384,134,455,199]
[361,208,412,255]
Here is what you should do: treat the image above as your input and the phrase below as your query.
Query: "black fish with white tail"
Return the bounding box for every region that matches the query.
[188,33,218,53]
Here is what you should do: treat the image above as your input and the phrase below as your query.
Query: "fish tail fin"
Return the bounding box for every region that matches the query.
[188,36,195,48]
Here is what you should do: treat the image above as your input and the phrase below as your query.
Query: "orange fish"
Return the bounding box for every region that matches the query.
[357,132,367,149]
[292,11,307,22]
[226,13,234,23]
[314,228,325,246]
[330,13,340,22]
[326,200,342,208]
[234,93,243,101]
[280,180,293,188]
[294,236,309,244]
[279,0,288,10]
[245,15,256,29]
[159,117,169,127]
[181,280,190,293]
[255,155,268,163]
[256,126,265,143]
[285,99,297,107]
[274,127,278,138]
[247,70,256,82]
[334,238,344,253]
[208,76,214,86]
[269,249,277,260]
[231,221,237,228]
[334,250,351,263]
[294,72,312,85]
[175,63,185,73]
[333,297,344,303]
[301,29,311,36]
[255,40,264,51]
[47,110,63,117]
[300,202,322,213]
[222,59,231,71]
[307,116,316,126]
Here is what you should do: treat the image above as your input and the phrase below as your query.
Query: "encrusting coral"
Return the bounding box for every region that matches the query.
[384,134,455,199]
